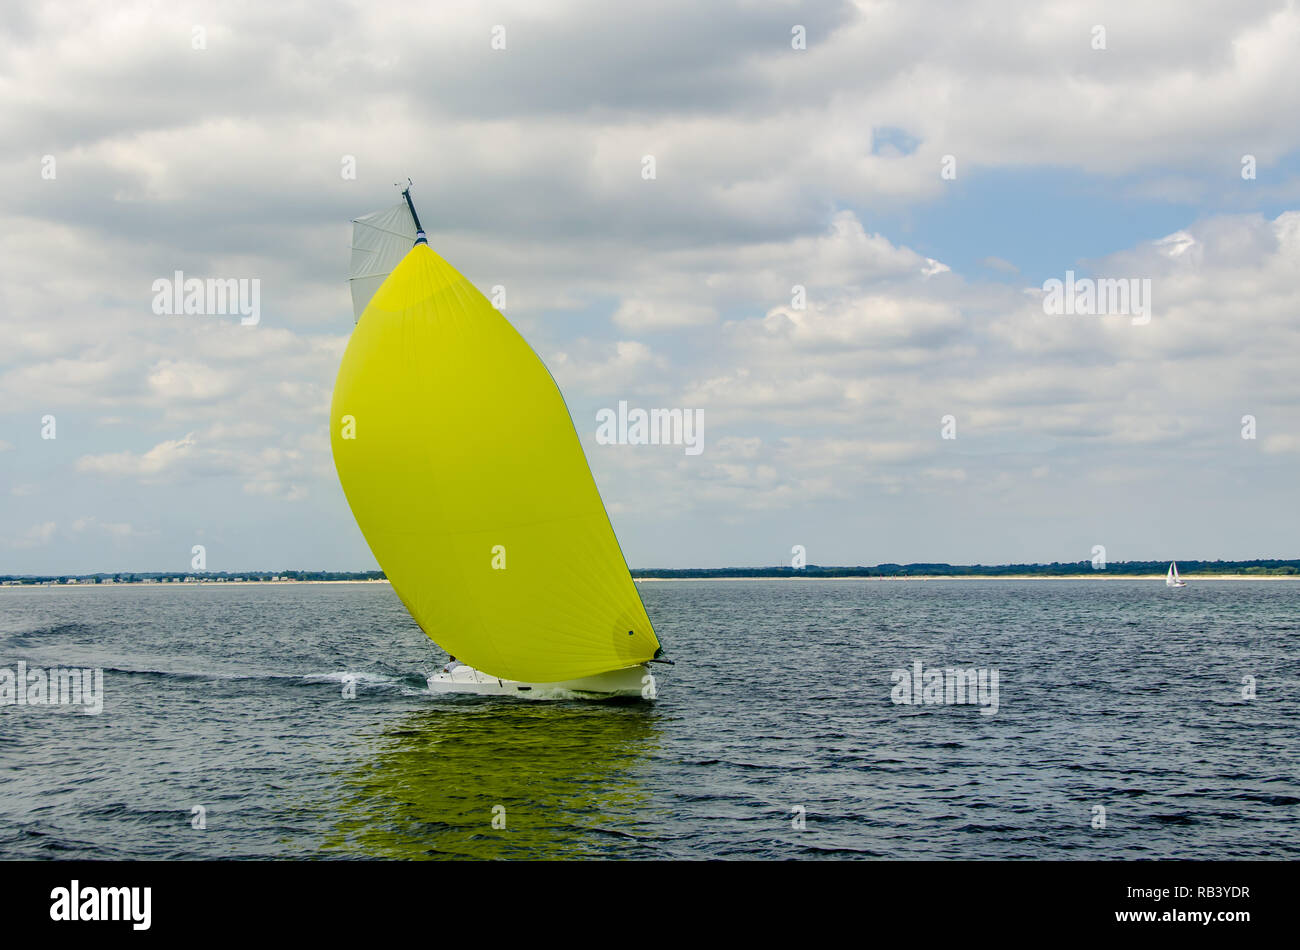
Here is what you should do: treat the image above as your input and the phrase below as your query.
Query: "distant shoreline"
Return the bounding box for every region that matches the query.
[635,574,1300,581]
[4,559,1299,587]
[4,575,1298,589]
[0,579,390,587]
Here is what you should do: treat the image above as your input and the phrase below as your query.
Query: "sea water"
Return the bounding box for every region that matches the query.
[0,579,1296,859]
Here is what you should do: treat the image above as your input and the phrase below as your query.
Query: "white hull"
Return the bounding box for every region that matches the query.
[427,663,656,700]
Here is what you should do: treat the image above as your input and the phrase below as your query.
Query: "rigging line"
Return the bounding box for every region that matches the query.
[350,225,418,240]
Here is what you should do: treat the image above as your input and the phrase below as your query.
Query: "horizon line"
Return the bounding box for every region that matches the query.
[3,556,1300,581]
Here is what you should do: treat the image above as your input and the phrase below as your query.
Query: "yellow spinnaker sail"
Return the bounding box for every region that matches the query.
[330,242,660,682]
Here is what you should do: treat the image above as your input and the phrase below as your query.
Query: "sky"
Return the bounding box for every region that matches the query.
[2,0,1299,574]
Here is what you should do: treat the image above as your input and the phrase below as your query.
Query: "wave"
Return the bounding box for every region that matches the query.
[3,621,107,644]
[89,665,417,690]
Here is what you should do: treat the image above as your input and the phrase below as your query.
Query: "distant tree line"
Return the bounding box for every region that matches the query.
[3,561,1298,585]
[0,570,388,585]
[630,560,1300,578]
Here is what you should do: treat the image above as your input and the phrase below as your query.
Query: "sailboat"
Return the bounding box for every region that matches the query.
[332,185,663,700]
[1165,561,1186,588]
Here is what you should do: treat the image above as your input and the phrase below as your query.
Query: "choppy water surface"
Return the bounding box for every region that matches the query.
[1,579,1296,859]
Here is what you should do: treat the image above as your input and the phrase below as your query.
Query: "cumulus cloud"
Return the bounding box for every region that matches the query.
[548,339,666,394]
[1,0,1298,571]
[71,516,138,537]
[612,299,717,331]
[11,522,57,549]
[76,435,198,478]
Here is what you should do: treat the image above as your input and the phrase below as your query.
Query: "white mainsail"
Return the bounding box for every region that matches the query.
[349,202,418,320]
[1166,561,1184,587]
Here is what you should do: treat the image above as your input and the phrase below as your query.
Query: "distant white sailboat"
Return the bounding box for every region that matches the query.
[1166,562,1186,588]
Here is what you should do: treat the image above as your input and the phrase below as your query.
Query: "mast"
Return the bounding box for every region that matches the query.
[400,180,427,245]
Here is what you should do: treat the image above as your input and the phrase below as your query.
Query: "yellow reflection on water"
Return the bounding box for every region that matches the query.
[323,699,662,859]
